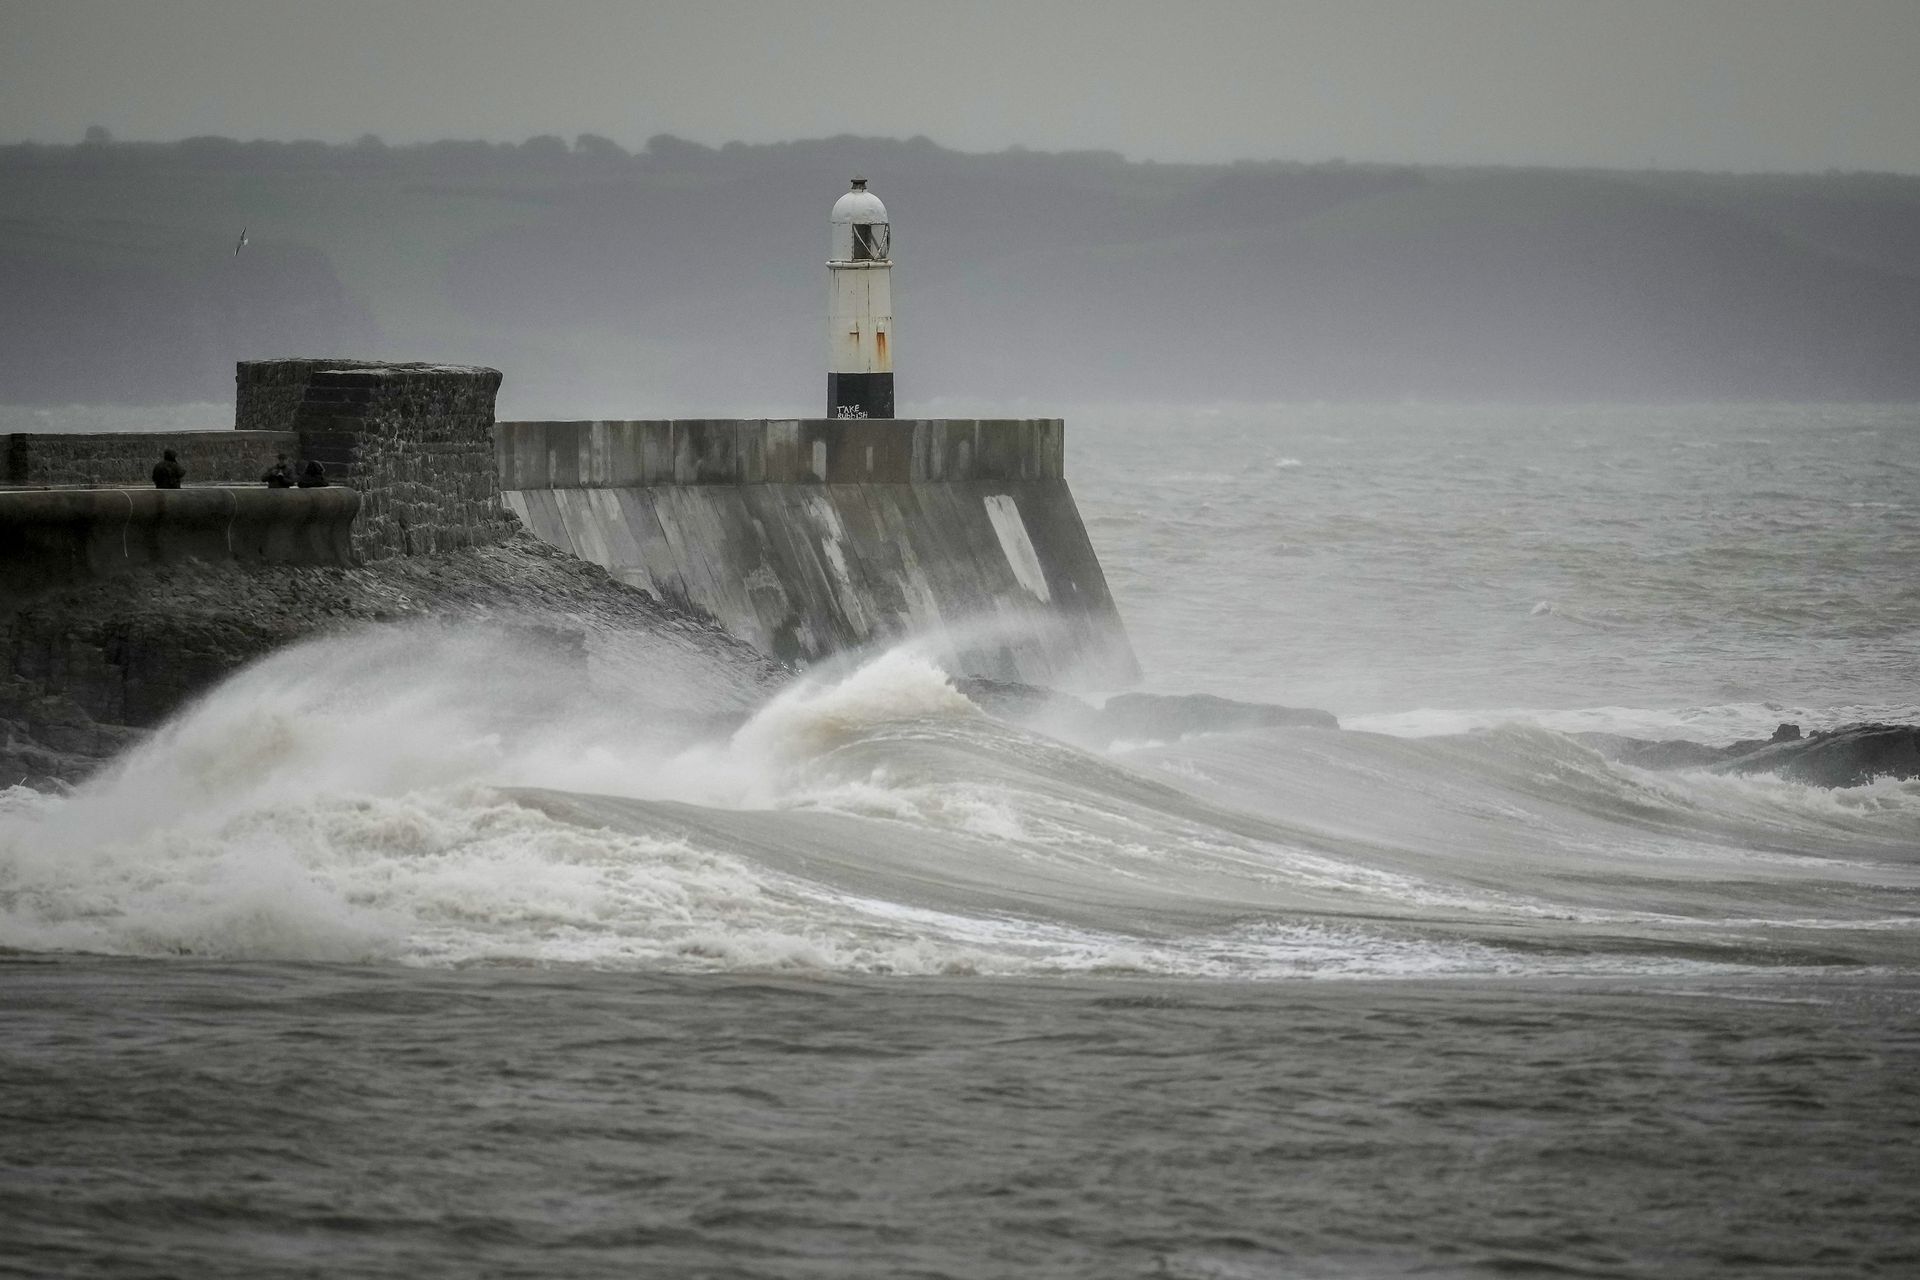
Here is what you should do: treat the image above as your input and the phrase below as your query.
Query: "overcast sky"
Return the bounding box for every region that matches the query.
[4,0,1917,172]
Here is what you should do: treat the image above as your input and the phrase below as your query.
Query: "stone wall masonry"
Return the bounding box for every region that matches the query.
[234,359,394,434]
[496,419,1067,491]
[4,431,299,488]
[239,359,516,560]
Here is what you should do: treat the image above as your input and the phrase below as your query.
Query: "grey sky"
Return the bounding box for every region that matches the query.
[4,0,1917,172]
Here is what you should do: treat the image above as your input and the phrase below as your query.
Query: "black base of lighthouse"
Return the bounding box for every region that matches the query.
[827,372,894,420]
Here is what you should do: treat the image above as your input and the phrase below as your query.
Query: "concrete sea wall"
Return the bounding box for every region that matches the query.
[499,419,1138,687]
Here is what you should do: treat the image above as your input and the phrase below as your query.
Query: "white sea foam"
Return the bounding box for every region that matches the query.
[1346,702,1920,743]
[7,402,1918,984]
[0,633,1106,972]
[2,620,1913,979]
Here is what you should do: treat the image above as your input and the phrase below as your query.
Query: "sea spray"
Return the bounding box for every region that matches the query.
[7,403,1917,1280]
[0,629,1069,970]
[4,616,1916,975]
[713,648,979,792]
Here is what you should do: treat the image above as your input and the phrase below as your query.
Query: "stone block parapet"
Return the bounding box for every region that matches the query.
[496,419,1066,490]
[4,431,298,489]
[237,358,514,560]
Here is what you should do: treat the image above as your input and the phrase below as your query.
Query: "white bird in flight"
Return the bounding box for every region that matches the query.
[234,227,248,256]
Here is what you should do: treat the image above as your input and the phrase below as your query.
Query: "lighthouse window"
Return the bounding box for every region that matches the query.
[852,223,889,261]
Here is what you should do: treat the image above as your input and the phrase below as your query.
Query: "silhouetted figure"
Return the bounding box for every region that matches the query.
[296,460,329,488]
[262,454,294,488]
[151,449,184,489]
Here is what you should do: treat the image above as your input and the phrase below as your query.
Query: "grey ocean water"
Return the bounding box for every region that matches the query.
[3,404,1919,1277]
[1074,403,1920,726]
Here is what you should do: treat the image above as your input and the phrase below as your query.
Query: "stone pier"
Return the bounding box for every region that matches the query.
[236,359,516,559]
[497,418,1138,688]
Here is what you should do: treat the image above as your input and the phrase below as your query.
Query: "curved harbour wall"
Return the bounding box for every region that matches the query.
[499,418,1138,687]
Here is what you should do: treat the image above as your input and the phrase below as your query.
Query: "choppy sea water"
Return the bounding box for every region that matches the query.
[1072,402,1920,726]
[3,403,1918,1277]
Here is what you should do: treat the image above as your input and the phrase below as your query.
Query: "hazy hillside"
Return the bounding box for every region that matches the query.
[3,134,1918,414]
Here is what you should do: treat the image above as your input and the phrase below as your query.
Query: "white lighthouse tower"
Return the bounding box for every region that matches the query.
[827,177,893,418]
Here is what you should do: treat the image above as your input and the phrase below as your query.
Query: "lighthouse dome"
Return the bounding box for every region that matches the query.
[830,178,891,262]
[831,179,888,225]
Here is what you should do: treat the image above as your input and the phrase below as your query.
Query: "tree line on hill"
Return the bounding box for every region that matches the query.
[3,133,1917,411]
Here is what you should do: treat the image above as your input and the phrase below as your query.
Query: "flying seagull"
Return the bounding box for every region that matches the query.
[234,227,248,256]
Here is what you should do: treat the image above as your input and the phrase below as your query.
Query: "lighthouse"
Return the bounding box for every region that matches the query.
[827,177,893,418]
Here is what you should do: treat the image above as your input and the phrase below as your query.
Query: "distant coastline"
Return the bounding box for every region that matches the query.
[5,134,1919,413]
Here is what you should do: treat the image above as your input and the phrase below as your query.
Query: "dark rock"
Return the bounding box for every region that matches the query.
[953,679,1338,745]
[1578,722,1920,789]
[953,676,1091,719]
[1574,733,1745,771]
[952,676,1105,739]
[1097,692,1338,739]
[1716,723,1920,789]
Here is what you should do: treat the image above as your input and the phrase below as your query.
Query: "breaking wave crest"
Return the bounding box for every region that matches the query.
[2,626,1916,977]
